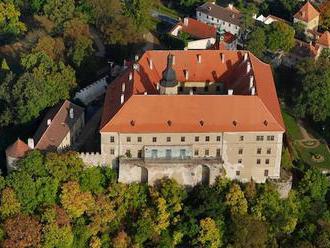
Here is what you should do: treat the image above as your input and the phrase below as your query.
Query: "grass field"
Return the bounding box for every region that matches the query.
[295,142,330,169]
[282,110,303,140]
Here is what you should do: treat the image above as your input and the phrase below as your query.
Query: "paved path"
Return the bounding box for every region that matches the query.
[90,27,106,57]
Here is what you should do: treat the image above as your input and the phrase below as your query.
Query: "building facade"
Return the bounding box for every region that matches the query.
[293,1,320,31]
[196,2,241,35]
[99,50,285,185]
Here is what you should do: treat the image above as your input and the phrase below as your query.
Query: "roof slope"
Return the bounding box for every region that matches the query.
[100,50,285,133]
[34,100,84,150]
[317,31,330,47]
[178,18,217,39]
[197,2,241,26]
[5,139,29,158]
[294,2,319,22]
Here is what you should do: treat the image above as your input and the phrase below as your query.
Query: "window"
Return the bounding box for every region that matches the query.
[212,17,214,21]
[205,136,210,142]
[110,136,115,143]
[181,136,185,142]
[238,148,243,155]
[195,136,200,142]
[138,150,142,158]
[126,150,131,158]
[257,148,261,154]
[216,86,221,91]
[264,170,269,177]
[205,149,209,156]
[267,148,271,154]
[166,149,172,158]
[236,170,240,176]
[229,24,231,27]
[204,86,209,92]
[256,136,264,141]
[198,12,201,16]
[180,149,186,158]
[223,21,225,25]
[193,87,197,92]
[110,149,115,155]
[151,149,158,158]
[137,137,142,142]
[267,135,275,141]
[239,136,244,141]
[216,136,221,141]
[178,86,183,92]
[216,149,221,157]
[257,159,261,165]
[194,149,199,156]
[166,137,171,142]
[265,159,270,165]
[152,137,157,143]
[126,137,131,142]
[238,159,242,164]
[207,15,209,19]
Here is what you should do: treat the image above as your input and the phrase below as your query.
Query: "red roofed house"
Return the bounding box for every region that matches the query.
[317,31,330,49]
[5,138,31,172]
[169,17,237,50]
[99,50,285,185]
[294,1,320,31]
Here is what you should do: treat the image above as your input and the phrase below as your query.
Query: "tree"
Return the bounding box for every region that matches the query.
[79,167,105,194]
[229,215,268,248]
[266,22,295,52]
[61,181,95,218]
[43,0,75,29]
[282,148,293,169]
[42,223,74,248]
[239,3,257,32]
[33,36,65,61]
[225,183,248,216]
[3,214,41,248]
[294,59,330,121]
[0,187,21,218]
[246,26,266,58]
[0,2,26,36]
[320,1,330,31]
[112,231,131,248]
[197,217,222,248]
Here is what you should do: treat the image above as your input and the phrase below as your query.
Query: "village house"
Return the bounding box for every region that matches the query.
[5,100,85,171]
[169,17,237,50]
[98,50,285,186]
[196,2,241,36]
[293,1,320,32]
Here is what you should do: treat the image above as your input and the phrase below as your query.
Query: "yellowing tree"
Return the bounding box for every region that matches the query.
[226,183,248,216]
[0,187,21,218]
[0,2,26,35]
[60,181,95,218]
[198,217,222,248]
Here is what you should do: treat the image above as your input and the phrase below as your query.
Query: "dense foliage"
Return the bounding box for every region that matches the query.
[0,151,328,247]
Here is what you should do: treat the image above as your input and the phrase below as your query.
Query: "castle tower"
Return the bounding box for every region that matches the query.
[160,54,178,95]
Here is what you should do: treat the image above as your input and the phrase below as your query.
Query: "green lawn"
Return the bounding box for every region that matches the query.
[282,110,303,140]
[295,142,330,169]
[156,4,181,18]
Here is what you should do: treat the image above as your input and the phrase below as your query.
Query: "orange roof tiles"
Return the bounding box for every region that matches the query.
[5,139,29,158]
[100,50,285,133]
[176,18,217,39]
[317,31,330,47]
[294,2,319,23]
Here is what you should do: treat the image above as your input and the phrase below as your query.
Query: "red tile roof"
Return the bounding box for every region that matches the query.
[100,50,285,133]
[5,139,29,158]
[174,18,217,39]
[294,2,319,23]
[34,100,84,150]
[317,31,330,47]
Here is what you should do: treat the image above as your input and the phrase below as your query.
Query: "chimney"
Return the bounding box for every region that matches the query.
[172,55,175,65]
[134,55,139,61]
[228,89,233,95]
[251,86,256,95]
[129,72,133,81]
[228,3,233,10]
[197,54,202,63]
[144,91,148,95]
[247,62,251,73]
[189,89,193,95]
[244,52,248,61]
[28,138,34,149]
[249,75,254,89]
[69,108,74,119]
[47,119,51,126]
[221,53,225,63]
[184,17,189,26]
[122,82,125,92]
[184,69,189,80]
[156,83,160,91]
[121,94,124,104]
[148,58,153,69]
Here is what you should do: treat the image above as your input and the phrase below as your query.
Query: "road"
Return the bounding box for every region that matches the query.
[151,10,179,25]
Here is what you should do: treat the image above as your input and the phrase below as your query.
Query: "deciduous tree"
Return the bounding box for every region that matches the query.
[226,183,248,216]
[0,187,21,218]
[197,217,222,248]
[0,2,26,35]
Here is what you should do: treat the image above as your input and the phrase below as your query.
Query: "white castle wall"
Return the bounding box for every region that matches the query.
[74,76,108,105]
[79,152,117,168]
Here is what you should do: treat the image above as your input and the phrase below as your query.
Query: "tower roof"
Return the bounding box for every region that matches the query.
[317,31,330,47]
[294,2,319,23]
[5,138,29,158]
[160,54,177,87]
